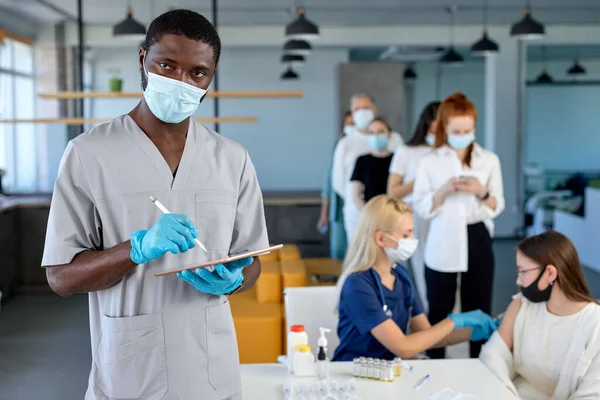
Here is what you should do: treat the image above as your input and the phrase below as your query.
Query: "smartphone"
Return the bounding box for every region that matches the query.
[155,244,284,277]
[459,175,474,180]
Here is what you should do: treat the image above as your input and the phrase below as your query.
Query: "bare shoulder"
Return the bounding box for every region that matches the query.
[498,295,523,350]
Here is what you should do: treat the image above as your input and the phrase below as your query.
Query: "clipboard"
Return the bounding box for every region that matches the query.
[154,244,284,277]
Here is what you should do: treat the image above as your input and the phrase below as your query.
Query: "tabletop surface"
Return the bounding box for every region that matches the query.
[241,359,515,400]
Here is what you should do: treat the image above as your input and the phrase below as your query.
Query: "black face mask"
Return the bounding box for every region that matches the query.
[520,266,554,303]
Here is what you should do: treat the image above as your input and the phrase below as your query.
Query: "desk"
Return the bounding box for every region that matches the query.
[0,195,52,300]
[241,360,514,399]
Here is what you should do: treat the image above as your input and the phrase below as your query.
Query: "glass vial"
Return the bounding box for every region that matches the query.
[394,357,402,377]
[367,359,374,379]
[387,361,396,382]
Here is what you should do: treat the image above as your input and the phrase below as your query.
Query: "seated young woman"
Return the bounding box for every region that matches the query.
[332,195,497,361]
[480,230,600,399]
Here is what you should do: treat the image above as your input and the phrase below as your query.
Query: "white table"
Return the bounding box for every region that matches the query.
[241,359,515,399]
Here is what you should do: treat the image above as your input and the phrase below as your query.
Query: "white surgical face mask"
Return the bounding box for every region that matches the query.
[353,109,375,130]
[143,58,207,124]
[425,133,436,146]
[447,132,475,150]
[384,235,418,262]
[343,125,355,136]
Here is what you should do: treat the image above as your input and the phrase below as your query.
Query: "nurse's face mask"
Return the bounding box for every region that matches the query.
[142,55,207,124]
[384,234,418,262]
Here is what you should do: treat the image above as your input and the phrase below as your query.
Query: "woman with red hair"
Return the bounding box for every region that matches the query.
[413,93,505,359]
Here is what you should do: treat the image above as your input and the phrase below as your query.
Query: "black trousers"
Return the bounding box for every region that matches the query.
[425,222,494,359]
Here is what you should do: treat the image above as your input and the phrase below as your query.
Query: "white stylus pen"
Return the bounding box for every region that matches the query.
[149,196,208,252]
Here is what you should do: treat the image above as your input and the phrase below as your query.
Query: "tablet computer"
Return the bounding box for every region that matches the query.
[154,244,284,277]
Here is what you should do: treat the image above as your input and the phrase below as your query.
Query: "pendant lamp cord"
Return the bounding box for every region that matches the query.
[446,6,456,47]
[483,0,488,28]
[542,45,547,69]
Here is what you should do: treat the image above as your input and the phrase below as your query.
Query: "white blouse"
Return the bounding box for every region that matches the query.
[515,301,595,399]
[412,144,504,272]
[388,144,432,205]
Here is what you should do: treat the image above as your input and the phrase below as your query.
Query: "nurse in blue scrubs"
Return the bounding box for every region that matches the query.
[333,195,497,361]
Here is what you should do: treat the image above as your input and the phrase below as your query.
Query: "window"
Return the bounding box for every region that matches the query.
[0,37,36,193]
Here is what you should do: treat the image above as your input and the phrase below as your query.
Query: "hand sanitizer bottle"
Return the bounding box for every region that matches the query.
[316,327,331,380]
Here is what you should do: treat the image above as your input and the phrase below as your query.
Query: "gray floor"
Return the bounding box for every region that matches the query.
[1,240,599,400]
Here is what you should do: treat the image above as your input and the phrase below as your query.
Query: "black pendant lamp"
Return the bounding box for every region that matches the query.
[281,54,305,66]
[281,67,299,80]
[534,46,553,84]
[113,1,146,39]
[510,1,545,40]
[535,71,553,83]
[285,8,320,41]
[440,7,464,66]
[403,66,417,81]
[567,49,586,76]
[471,0,499,54]
[567,62,586,75]
[283,40,312,56]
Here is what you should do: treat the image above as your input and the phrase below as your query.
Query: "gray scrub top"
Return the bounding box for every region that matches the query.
[42,115,269,400]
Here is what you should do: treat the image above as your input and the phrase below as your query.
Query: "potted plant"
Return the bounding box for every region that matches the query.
[108,68,123,93]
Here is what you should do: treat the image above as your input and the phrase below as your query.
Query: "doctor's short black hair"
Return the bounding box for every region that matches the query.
[143,9,221,65]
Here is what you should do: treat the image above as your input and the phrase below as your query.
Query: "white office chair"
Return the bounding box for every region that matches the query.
[283,286,340,359]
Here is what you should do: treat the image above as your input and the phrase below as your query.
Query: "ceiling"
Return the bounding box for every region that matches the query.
[348,44,600,63]
[1,0,600,26]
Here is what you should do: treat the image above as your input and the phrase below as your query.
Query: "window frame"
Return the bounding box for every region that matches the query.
[0,35,37,193]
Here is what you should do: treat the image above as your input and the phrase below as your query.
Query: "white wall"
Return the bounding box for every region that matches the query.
[525,60,600,173]
[90,46,348,191]
[411,60,486,145]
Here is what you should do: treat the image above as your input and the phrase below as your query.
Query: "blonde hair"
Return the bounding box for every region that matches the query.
[335,195,412,311]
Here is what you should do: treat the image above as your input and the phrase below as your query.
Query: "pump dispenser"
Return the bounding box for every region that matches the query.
[316,327,331,380]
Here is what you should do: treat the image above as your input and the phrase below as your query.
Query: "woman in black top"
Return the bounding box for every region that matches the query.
[350,117,394,210]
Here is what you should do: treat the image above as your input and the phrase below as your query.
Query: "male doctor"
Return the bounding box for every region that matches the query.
[332,94,403,241]
[42,10,268,400]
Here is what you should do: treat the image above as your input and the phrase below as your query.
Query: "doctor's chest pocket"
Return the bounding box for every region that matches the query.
[94,312,167,400]
[195,192,238,250]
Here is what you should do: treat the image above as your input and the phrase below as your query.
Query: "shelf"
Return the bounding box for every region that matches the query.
[38,91,303,100]
[0,117,258,125]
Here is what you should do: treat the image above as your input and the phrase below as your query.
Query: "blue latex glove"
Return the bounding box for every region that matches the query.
[448,310,498,341]
[130,214,198,264]
[177,257,254,295]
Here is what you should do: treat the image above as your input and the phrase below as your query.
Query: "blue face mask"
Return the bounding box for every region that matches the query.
[368,134,389,152]
[447,132,475,150]
[425,133,435,146]
[143,61,207,124]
